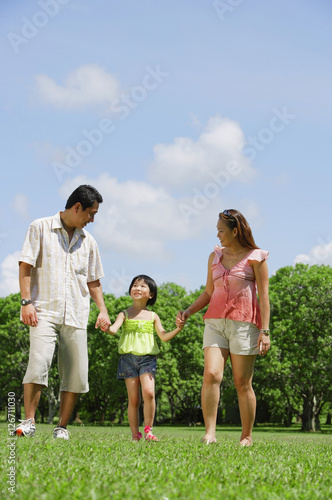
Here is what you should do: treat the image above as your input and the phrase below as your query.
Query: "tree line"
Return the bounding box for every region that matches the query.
[0,264,331,431]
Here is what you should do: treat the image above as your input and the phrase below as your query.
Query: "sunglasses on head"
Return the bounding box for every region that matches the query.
[222,209,236,220]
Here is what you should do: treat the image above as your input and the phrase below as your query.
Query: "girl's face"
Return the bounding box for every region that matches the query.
[217,219,237,247]
[130,279,153,302]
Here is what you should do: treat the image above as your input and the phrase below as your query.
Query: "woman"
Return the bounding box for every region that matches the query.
[177,209,270,446]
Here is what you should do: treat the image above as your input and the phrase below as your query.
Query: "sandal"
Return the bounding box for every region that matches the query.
[144,425,159,442]
[132,432,143,442]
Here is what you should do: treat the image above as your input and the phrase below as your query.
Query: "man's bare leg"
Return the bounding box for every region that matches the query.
[58,391,79,428]
[23,383,43,421]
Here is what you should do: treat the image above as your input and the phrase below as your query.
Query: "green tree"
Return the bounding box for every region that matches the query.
[78,294,132,423]
[0,294,29,418]
[268,264,332,431]
[154,284,206,424]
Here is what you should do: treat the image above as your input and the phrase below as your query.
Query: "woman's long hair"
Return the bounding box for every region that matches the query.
[219,209,259,249]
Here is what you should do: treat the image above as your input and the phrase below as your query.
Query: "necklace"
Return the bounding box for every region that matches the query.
[224,250,246,262]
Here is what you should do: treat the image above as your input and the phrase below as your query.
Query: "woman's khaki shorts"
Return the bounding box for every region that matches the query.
[203,318,260,355]
[23,319,89,393]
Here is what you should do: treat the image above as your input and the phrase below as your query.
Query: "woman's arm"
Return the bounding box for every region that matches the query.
[253,259,270,330]
[178,252,215,323]
[154,313,183,342]
[252,259,270,355]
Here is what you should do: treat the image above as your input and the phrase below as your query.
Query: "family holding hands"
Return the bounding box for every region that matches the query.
[16,185,270,446]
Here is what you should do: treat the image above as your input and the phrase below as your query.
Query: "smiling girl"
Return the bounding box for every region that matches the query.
[100,274,183,442]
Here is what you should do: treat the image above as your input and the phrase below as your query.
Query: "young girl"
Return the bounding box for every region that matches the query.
[100,274,183,442]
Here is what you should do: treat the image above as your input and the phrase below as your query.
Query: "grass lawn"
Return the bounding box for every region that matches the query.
[1,423,331,499]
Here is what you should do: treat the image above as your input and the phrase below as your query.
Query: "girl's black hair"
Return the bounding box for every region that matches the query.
[128,275,157,306]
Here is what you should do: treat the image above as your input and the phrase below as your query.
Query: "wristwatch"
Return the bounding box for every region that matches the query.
[21,299,32,306]
[260,329,270,335]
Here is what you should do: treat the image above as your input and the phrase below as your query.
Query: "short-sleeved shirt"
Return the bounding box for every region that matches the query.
[118,311,160,356]
[19,212,104,329]
[203,246,269,329]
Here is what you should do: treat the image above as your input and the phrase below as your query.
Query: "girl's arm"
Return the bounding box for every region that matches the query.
[177,252,215,324]
[100,311,125,335]
[154,313,183,342]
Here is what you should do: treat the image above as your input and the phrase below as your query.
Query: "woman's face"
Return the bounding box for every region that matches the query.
[217,219,237,247]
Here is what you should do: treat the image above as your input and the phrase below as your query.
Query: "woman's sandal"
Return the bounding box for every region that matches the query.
[144,426,159,442]
[132,432,143,442]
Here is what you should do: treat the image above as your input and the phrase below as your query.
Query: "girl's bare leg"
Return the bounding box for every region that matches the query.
[125,377,141,439]
[140,373,157,439]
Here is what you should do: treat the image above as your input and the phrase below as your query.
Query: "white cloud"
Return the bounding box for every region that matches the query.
[148,115,256,189]
[294,239,332,266]
[34,65,121,111]
[12,194,30,220]
[0,251,20,297]
[60,174,226,260]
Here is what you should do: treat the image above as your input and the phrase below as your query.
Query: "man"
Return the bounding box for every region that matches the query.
[16,185,110,440]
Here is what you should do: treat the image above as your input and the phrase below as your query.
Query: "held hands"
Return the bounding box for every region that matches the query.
[176,310,189,329]
[95,313,111,332]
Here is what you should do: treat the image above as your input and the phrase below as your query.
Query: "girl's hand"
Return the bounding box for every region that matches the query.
[99,318,111,332]
[176,311,188,328]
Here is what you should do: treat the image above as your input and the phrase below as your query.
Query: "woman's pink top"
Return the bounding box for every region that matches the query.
[203,246,269,328]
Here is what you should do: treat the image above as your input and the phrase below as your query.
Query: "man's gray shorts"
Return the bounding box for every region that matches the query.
[23,319,89,393]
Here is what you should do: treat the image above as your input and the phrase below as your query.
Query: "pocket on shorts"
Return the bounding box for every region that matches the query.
[117,355,135,379]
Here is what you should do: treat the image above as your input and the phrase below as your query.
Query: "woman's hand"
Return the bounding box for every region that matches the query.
[176,310,190,328]
[257,331,271,356]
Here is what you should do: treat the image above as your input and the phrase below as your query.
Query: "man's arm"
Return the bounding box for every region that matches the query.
[19,262,38,327]
[87,279,111,329]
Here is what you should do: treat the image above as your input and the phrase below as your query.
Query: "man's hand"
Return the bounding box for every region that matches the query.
[95,312,111,330]
[21,303,38,327]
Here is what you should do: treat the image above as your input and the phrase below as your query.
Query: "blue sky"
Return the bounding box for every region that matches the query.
[1,0,332,298]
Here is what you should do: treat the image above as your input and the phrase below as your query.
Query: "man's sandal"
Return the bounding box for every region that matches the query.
[144,426,159,442]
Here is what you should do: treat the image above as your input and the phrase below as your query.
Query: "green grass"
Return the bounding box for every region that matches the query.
[1,424,331,499]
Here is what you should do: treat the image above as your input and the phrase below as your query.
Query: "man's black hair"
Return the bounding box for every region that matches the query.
[65,185,103,210]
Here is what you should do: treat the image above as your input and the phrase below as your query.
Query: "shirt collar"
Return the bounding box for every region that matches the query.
[52,212,86,238]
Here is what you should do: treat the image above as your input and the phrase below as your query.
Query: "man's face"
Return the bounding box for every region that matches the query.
[75,201,99,228]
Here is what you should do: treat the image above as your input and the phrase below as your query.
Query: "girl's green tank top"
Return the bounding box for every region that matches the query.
[118,311,159,355]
